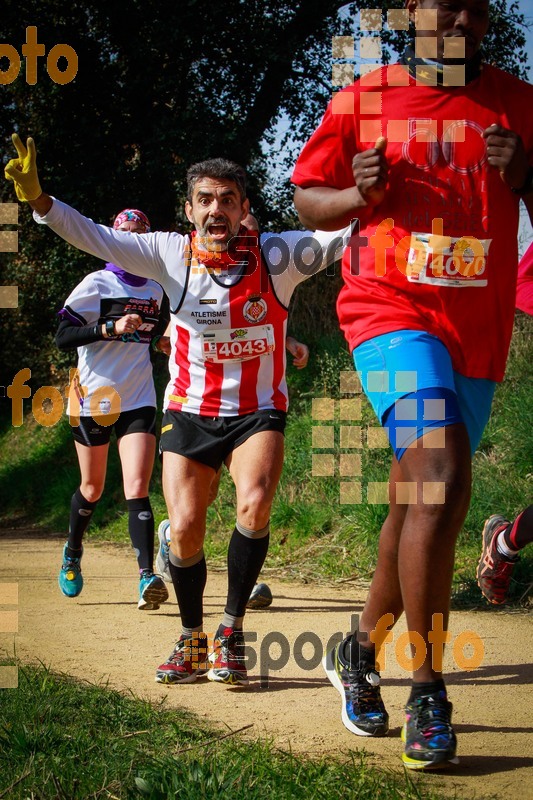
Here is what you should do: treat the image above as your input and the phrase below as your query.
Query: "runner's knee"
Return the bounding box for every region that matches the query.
[394,469,470,526]
[396,434,471,523]
[123,476,151,499]
[236,486,273,528]
[79,482,104,503]
[167,515,205,558]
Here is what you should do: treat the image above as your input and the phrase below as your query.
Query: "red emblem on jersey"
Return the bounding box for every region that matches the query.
[243,295,267,323]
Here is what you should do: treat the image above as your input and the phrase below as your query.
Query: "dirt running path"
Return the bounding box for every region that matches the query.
[1,537,532,799]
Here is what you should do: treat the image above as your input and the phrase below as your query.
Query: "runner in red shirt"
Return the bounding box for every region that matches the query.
[292,0,533,770]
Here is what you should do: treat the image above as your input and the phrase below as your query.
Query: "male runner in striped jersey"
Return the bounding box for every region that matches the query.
[6,138,349,687]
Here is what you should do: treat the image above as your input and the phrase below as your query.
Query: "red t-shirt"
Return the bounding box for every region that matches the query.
[292,63,533,381]
[517,243,533,315]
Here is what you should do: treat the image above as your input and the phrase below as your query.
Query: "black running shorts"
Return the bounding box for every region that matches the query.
[71,406,156,447]
[159,409,287,470]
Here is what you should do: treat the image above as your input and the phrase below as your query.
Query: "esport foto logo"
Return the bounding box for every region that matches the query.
[185,613,484,688]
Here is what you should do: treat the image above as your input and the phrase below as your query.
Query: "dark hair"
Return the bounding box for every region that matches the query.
[186,158,247,202]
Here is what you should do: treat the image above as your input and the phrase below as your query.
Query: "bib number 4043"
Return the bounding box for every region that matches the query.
[202,324,275,363]
[218,339,266,358]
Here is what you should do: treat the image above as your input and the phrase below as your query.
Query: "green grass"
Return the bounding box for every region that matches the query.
[0,665,448,800]
[1,319,531,604]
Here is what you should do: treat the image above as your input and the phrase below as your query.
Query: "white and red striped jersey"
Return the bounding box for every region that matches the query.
[168,233,289,415]
[36,200,349,416]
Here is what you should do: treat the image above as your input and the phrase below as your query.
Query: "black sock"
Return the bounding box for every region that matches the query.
[68,488,98,554]
[225,525,270,618]
[408,678,446,703]
[127,497,154,571]
[169,556,207,630]
[504,505,533,551]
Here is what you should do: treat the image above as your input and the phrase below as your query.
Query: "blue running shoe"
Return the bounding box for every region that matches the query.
[138,570,169,610]
[402,690,459,770]
[323,636,389,736]
[156,519,172,583]
[58,543,83,598]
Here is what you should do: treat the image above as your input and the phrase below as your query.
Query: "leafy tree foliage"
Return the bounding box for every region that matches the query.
[0,0,352,387]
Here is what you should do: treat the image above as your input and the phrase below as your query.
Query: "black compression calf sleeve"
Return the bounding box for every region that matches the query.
[168,550,207,630]
[68,488,98,553]
[126,497,154,571]
[225,523,270,619]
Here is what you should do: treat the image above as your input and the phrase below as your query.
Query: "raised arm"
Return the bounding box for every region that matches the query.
[4,134,172,285]
[4,134,46,205]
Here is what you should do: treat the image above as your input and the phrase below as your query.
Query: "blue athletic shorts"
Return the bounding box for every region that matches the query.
[353,330,496,459]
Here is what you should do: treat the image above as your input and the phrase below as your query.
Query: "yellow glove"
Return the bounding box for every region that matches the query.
[4,133,42,202]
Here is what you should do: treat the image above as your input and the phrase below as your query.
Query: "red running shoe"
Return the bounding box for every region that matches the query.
[477,515,518,605]
[207,625,249,686]
[155,633,208,684]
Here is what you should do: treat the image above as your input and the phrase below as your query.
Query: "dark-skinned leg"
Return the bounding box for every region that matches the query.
[355,457,406,662]
[323,423,471,742]
[354,425,470,679]
[396,424,471,682]
[324,461,408,737]
[363,424,471,768]
[392,427,470,770]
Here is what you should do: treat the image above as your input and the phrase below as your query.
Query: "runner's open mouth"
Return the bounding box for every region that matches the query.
[208,223,228,236]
